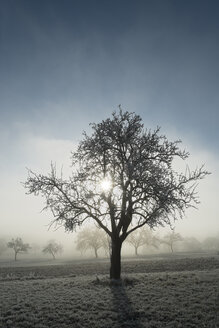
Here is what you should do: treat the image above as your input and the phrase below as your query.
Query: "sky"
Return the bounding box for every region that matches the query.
[0,0,218,250]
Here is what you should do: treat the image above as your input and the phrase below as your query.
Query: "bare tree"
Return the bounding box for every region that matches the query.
[24,110,209,279]
[76,227,106,258]
[31,242,41,255]
[202,236,219,253]
[161,230,183,253]
[101,233,112,258]
[0,238,7,256]
[7,238,31,261]
[181,237,202,252]
[126,227,158,255]
[42,240,63,259]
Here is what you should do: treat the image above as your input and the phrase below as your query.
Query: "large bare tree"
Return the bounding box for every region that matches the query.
[24,110,209,279]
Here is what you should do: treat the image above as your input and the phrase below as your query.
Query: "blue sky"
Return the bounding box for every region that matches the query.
[0,0,218,245]
[1,0,219,144]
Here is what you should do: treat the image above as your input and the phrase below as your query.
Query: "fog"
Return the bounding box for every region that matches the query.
[0,132,218,263]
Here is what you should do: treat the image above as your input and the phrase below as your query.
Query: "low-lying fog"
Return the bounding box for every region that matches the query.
[1,227,218,264]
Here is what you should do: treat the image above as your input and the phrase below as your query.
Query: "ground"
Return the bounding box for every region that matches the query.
[0,254,218,328]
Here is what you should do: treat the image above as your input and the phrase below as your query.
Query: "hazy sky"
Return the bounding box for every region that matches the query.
[0,0,218,246]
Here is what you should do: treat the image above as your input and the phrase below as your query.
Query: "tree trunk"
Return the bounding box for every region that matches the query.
[170,243,174,253]
[15,251,17,261]
[135,246,138,256]
[94,248,98,258]
[110,238,122,280]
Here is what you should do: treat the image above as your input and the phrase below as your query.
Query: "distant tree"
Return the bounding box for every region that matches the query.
[202,236,219,252]
[7,238,31,261]
[181,237,202,252]
[76,227,106,258]
[101,233,112,258]
[126,227,158,255]
[161,230,183,253]
[31,242,41,255]
[24,110,209,279]
[42,240,63,259]
[0,238,7,256]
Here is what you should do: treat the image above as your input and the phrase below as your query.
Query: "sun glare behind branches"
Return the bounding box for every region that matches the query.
[100,178,112,192]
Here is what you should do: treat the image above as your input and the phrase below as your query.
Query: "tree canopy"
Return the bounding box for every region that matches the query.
[25,110,209,279]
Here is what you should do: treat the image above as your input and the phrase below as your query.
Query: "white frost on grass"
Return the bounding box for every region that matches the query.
[0,257,219,327]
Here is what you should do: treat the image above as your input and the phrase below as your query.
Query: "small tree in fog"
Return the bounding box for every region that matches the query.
[126,227,158,255]
[182,237,202,252]
[42,241,63,259]
[161,230,183,253]
[24,110,209,279]
[31,242,41,255]
[7,238,31,261]
[76,227,106,258]
[0,238,7,256]
[102,234,111,258]
[202,236,219,252]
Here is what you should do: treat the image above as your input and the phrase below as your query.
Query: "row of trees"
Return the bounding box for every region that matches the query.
[75,226,160,257]
[75,227,219,257]
[1,231,218,261]
[0,238,63,261]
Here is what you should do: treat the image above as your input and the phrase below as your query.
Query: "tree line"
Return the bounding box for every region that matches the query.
[75,227,219,257]
[0,238,63,261]
[0,229,218,261]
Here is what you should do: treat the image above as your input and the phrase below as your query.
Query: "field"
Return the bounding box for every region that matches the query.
[0,254,219,328]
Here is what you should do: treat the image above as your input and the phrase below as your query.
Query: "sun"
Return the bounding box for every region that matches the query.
[100,178,112,191]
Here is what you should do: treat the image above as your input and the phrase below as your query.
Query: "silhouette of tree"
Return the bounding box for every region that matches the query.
[7,237,30,261]
[24,109,209,279]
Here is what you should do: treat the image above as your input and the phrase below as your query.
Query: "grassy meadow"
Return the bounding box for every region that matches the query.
[0,254,218,328]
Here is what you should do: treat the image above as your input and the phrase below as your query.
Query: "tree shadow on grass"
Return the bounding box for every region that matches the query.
[110,280,144,328]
